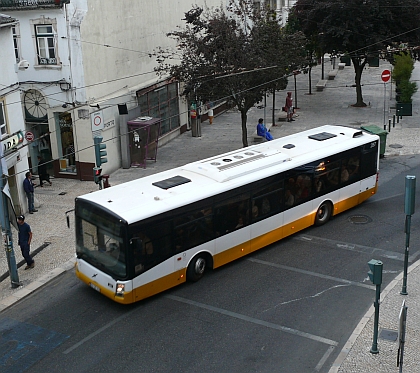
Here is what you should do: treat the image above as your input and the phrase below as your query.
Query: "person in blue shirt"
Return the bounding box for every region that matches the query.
[17,215,35,269]
[256,118,274,141]
[23,172,38,214]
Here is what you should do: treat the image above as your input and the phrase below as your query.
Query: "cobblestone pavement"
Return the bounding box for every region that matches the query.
[2,59,420,372]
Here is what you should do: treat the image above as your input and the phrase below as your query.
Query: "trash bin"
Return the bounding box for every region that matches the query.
[361,125,388,158]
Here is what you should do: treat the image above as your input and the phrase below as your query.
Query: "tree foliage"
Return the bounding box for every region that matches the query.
[153,1,307,146]
[291,0,420,106]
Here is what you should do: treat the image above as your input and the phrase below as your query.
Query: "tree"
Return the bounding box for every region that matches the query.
[291,0,420,106]
[153,1,307,147]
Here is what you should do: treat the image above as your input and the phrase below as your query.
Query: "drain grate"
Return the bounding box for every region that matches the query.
[348,215,372,224]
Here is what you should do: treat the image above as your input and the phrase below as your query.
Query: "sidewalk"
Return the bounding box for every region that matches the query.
[1,58,420,372]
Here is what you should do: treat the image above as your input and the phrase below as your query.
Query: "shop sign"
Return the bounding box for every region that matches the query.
[2,131,24,156]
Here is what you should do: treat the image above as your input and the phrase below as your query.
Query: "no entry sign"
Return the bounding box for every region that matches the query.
[25,131,35,142]
[381,69,391,83]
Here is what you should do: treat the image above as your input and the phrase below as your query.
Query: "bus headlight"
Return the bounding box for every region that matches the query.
[116,283,125,296]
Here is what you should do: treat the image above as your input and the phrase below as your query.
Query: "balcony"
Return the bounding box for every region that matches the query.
[0,0,69,10]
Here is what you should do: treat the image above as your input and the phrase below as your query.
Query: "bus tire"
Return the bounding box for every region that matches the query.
[315,201,332,226]
[187,254,207,282]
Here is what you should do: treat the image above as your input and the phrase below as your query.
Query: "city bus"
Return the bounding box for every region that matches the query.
[74,125,380,304]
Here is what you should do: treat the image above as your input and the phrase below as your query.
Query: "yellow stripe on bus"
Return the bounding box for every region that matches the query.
[133,270,186,302]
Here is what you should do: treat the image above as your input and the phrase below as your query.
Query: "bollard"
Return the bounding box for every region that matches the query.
[393,115,396,128]
[389,119,391,132]
[397,115,400,124]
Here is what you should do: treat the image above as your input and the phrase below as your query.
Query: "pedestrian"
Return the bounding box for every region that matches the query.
[37,155,52,187]
[17,215,35,270]
[23,171,38,214]
[285,91,294,122]
[207,102,214,124]
[256,118,274,141]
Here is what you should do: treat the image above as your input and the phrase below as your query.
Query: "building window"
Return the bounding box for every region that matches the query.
[12,26,20,63]
[35,25,56,65]
[0,102,7,138]
[137,82,180,136]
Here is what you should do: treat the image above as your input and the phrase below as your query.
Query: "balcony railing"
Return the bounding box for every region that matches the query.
[0,0,69,10]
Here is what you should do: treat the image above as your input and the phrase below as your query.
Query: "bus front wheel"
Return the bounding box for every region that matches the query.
[187,255,207,282]
[315,202,332,226]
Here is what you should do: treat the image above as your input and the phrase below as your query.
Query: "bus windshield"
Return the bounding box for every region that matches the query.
[76,204,127,279]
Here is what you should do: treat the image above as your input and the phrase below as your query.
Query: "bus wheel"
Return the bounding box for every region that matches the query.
[315,202,332,226]
[187,255,207,282]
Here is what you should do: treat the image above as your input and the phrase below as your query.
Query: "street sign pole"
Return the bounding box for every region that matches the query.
[381,70,391,128]
[383,82,386,127]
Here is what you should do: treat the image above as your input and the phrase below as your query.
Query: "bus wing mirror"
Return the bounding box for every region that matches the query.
[65,209,74,228]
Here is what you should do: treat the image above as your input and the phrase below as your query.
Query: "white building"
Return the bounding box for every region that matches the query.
[0,13,29,215]
[0,0,294,198]
[0,0,228,184]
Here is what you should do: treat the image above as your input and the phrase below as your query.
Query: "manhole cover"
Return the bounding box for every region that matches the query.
[348,215,372,224]
[389,144,404,149]
[379,329,398,342]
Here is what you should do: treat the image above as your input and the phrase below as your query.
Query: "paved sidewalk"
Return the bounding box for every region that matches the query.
[1,58,420,372]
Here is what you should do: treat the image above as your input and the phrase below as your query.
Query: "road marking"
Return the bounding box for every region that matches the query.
[166,294,338,347]
[63,308,137,354]
[315,346,335,371]
[248,258,375,290]
[294,234,406,261]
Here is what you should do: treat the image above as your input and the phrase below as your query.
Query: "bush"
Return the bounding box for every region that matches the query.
[398,80,418,103]
[392,53,414,83]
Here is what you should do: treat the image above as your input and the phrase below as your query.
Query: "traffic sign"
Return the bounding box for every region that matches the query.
[91,110,104,131]
[25,131,34,142]
[381,69,391,83]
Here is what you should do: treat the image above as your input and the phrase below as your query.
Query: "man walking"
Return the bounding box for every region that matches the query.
[23,171,38,213]
[17,215,35,269]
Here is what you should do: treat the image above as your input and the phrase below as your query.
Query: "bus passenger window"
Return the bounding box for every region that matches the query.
[348,156,360,177]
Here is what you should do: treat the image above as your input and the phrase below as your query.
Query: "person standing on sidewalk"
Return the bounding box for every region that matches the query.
[17,215,35,269]
[23,171,38,214]
[285,92,294,122]
[207,102,214,124]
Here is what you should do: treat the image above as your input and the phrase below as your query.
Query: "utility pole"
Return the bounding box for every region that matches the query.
[0,149,20,288]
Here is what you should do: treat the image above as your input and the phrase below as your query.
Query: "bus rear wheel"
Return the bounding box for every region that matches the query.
[315,202,332,226]
[187,255,207,282]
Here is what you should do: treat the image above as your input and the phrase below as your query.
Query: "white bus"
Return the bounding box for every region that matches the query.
[74,125,380,304]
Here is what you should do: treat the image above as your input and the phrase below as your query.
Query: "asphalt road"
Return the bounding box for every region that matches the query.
[1,155,420,373]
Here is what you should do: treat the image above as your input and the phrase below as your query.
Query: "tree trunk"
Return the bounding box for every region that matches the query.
[353,59,367,107]
[241,110,248,147]
[308,67,312,95]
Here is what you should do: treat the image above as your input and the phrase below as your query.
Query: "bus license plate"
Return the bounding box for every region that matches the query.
[90,283,101,292]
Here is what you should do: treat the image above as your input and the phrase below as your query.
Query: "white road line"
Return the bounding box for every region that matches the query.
[63,308,137,354]
[166,294,338,347]
[248,258,375,290]
[315,346,335,372]
[294,234,406,261]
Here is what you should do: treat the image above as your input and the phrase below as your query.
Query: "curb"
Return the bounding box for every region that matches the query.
[0,258,76,313]
[328,259,420,372]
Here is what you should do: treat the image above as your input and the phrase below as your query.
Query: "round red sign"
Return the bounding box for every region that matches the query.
[381,69,391,83]
[25,131,35,142]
